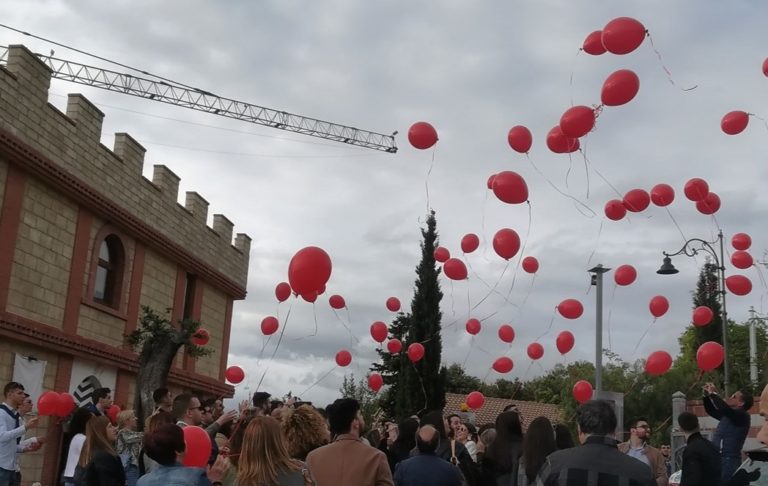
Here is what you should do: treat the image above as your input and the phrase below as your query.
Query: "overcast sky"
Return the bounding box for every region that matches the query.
[3,1,768,408]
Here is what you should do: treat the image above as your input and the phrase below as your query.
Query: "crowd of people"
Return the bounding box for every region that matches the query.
[2,379,768,486]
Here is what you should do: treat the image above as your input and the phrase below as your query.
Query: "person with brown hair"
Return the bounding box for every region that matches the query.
[237,416,314,486]
[77,415,125,486]
[280,405,330,461]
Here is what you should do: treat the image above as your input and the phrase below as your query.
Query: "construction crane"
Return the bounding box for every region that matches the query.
[0,45,398,153]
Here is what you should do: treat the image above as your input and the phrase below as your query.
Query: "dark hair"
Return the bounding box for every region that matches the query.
[740,390,754,410]
[3,382,23,397]
[327,398,360,436]
[463,422,478,442]
[69,407,94,436]
[554,424,575,450]
[152,388,169,404]
[419,411,447,440]
[229,409,260,467]
[201,397,216,413]
[143,424,185,465]
[503,403,518,412]
[171,393,194,420]
[628,417,648,429]
[252,391,271,410]
[447,413,460,423]
[523,417,556,483]
[270,400,284,413]
[147,411,174,433]
[392,418,419,454]
[486,411,524,474]
[416,425,440,454]
[576,400,617,436]
[92,387,111,404]
[677,412,699,433]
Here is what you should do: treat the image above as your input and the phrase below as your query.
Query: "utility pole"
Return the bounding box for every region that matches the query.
[589,264,611,393]
[748,306,764,390]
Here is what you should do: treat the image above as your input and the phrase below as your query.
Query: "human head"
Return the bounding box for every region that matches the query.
[117,409,138,430]
[172,393,203,426]
[280,405,330,461]
[92,387,113,410]
[575,400,617,442]
[420,411,448,440]
[728,389,754,411]
[447,414,462,435]
[79,416,117,466]
[238,417,297,486]
[19,395,33,415]
[327,398,364,437]
[523,416,556,483]
[70,407,95,436]
[480,427,497,449]
[456,422,475,443]
[212,398,224,420]
[628,417,651,441]
[147,410,174,433]
[660,444,671,458]
[416,425,440,454]
[252,391,271,413]
[757,383,768,445]
[393,418,419,449]
[200,398,216,426]
[503,403,519,413]
[143,424,185,466]
[3,382,26,408]
[496,410,523,440]
[152,388,172,408]
[554,423,575,450]
[677,411,699,435]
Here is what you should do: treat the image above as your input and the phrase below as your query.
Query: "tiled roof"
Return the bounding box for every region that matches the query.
[445,392,563,432]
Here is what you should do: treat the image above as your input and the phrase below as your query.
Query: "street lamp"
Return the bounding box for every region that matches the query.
[656,230,729,395]
[589,264,611,393]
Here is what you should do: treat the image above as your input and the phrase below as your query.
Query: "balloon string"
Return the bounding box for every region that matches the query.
[462,337,474,367]
[519,273,537,312]
[412,360,429,417]
[565,152,573,189]
[569,48,581,107]
[299,365,337,397]
[631,317,657,358]
[471,260,511,310]
[606,284,618,351]
[534,308,557,342]
[581,137,591,199]
[505,202,533,299]
[581,150,623,199]
[256,305,293,392]
[754,263,768,290]
[750,113,768,136]
[664,206,691,249]
[481,189,491,262]
[586,218,605,267]
[466,257,517,308]
[647,32,698,92]
[332,308,360,345]
[424,146,437,214]
[525,153,595,217]
[293,302,319,340]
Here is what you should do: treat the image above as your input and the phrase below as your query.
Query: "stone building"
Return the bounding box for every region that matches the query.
[0,45,251,484]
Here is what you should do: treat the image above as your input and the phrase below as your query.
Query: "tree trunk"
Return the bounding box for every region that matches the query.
[134,336,184,430]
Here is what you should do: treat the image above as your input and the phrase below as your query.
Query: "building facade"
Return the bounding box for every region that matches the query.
[0,45,251,484]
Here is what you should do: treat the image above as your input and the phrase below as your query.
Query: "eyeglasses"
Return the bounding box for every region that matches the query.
[635,424,651,430]
[189,406,204,411]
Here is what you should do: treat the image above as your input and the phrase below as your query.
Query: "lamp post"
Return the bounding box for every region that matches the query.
[589,264,611,393]
[656,230,729,395]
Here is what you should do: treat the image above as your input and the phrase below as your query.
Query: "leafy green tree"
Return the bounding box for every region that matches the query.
[444,363,483,394]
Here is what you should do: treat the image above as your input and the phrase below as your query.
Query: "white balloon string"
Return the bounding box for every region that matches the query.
[519,273,537,312]
[506,203,532,299]
[664,207,691,248]
[411,360,429,417]
[750,113,768,135]
[754,264,768,290]
[569,48,581,107]
[424,146,437,213]
[466,256,517,308]
[580,141,591,199]
[525,154,595,216]
[462,337,474,367]
[299,365,337,397]
[482,189,491,262]
[631,317,657,358]
[581,150,624,199]
[255,305,293,392]
[647,32,698,92]
[586,218,605,267]
[332,308,360,345]
[534,308,557,342]
[292,302,319,340]
[565,152,574,189]
[471,260,511,310]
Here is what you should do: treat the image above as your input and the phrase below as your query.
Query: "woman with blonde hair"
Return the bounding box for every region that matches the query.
[116,409,143,486]
[280,405,330,461]
[77,415,125,486]
[237,416,314,486]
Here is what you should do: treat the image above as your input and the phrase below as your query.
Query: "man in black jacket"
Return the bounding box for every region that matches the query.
[536,400,655,486]
[702,382,752,481]
[677,411,721,486]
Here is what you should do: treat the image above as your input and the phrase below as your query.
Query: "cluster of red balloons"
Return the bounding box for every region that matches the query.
[730,233,754,272]
[582,17,647,56]
[604,183,674,221]
[225,365,245,384]
[37,391,76,417]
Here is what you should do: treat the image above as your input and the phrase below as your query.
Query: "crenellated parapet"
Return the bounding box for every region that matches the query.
[0,45,250,291]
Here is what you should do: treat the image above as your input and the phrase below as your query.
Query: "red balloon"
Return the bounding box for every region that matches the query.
[225,366,245,384]
[684,178,709,202]
[370,321,388,343]
[368,373,383,393]
[601,69,640,106]
[645,351,673,376]
[522,256,539,274]
[181,426,212,468]
[697,341,724,372]
[601,17,646,55]
[335,349,352,367]
[726,275,752,296]
[764,57,768,77]
[649,295,669,318]
[329,294,346,310]
[317,284,326,296]
[546,126,580,154]
[443,258,468,280]
[407,343,425,363]
[386,297,401,312]
[466,391,485,409]
[508,125,533,153]
[614,264,637,286]
[56,392,76,417]
[560,105,596,138]
[387,338,402,354]
[492,171,529,204]
[696,192,720,215]
[434,246,450,263]
[527,342,544,360]
[732,233,752,251]
[461,234,480,253]
[558,299,584,319]
[498,324,515,343]
[582,30,607,55]
[37,391,59,416]
[692,306,714,327]
[731,251,753,269]
[301,291,318,303]
[556,331,575,355]
[572,380,593,404]
[604,199,627,221]
[721,111,749,135]
[492,357,514,373]
[288,247,332,296]
[486,174,497,190]
[275,282,292,303]
[466,318,481,335]
[408,121,438,150]
[623,189,650,212]
[192,328,210,346]
[650,183,675,207]
[106,405,121,425]
[493,228,521,260]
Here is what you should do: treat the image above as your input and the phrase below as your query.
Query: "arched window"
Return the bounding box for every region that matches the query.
[93,234,124,307]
